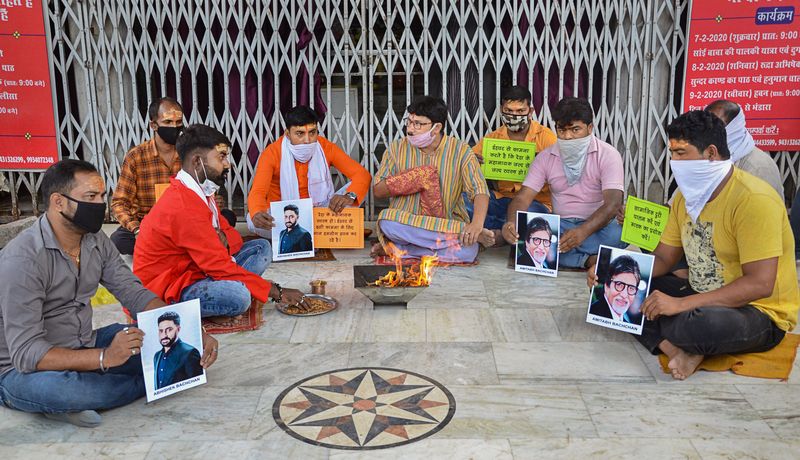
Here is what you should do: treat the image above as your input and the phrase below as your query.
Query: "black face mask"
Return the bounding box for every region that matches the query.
[157,126,183,145]
[60,194,106,234]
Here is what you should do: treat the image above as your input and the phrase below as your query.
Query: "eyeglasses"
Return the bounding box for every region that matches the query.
[403,118,433,130]
[611,280,638,295]
[527,237,551,248]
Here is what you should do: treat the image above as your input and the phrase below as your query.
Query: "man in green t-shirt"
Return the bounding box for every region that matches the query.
[589,110,798,380]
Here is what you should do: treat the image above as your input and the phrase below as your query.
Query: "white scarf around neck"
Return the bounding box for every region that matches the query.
[279,136,335,206]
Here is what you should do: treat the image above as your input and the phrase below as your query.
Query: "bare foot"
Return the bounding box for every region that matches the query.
[477,228,496,247]
[370,242,387,258]
[204,315,244,328]
[667,350,704,380]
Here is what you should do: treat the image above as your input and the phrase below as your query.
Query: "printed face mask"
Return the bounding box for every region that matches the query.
[60,194,106,234]
[501,113,530,132]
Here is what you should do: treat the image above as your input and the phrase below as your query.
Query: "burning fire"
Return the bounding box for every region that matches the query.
[371,242,439,287]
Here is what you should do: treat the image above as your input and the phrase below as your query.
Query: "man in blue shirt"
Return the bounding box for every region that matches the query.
[279,204,313,254]
[154,311,203,390]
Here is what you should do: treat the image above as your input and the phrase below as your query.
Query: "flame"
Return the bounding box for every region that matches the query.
[372,242,439,287]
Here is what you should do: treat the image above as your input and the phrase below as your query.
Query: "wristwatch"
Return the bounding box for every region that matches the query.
[270,283,283,303]
[345,191,358,202]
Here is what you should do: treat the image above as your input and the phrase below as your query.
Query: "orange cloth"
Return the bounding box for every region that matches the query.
[385,165,444,218]
[247,136,371,215]
[135,178,271,303]
[657,333,800,380]
[473,123,557,208]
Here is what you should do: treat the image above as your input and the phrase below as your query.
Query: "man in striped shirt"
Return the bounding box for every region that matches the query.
[373,96,493,263]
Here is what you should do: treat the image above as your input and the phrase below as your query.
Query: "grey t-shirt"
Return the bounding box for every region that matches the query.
[0,215,157,375]
[735,147,784,198]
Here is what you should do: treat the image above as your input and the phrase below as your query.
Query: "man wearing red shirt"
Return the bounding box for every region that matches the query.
[134,125,305,321]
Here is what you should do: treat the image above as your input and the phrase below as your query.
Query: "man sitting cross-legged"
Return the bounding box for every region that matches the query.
[372,95,493,263]
[247,105,371,238]
[0,160,219,427]
[134,125,307,325]
[469,85,557,245]
[503,97,626,268]
[589,110,798,380]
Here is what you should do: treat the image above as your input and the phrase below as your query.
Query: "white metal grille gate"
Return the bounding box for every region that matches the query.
[4,0,799,219]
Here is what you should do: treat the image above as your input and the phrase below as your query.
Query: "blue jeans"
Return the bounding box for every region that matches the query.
[559,217,626,268]
[180,239,272,317]
[0,323,144,414]
[462,192,549,229]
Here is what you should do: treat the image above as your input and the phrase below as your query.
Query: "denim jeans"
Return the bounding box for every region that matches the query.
[180,239,272,317]
[636,275,785,356]
[462,192,549,230]
[558,217,626,268]
[0,323,144,414]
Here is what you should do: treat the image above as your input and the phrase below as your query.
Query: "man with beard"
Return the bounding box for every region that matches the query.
[153,311,202,390]
[589,255,641,323]
[470,86,557,245]
[278,204,312,254]
[517,217,555,269]
[590,111,798,380]
[134,125,308,322]
[0,160,219,427]
[503,98,627,268]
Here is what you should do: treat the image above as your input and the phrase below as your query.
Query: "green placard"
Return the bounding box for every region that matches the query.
[480,138,536,182]
[621,196,669,252]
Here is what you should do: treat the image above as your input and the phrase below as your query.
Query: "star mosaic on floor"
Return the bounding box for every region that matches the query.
[272,367,456,450]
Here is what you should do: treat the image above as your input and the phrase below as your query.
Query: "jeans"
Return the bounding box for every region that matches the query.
[110,226,136,255]
[558,217,626,268]
[462,192,549,230]
[180,239,272,317]
[0,323,144,414]
[636,275,785,356]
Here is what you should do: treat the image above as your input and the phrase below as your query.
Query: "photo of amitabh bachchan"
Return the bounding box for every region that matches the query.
[589,247,651,326]
[516,213,559,270]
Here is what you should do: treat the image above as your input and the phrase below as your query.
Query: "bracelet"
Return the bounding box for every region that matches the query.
[270,282,283,302]
[99,347,108,373]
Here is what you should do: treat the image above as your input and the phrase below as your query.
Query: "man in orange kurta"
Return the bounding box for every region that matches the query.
[246,106,371,238]
[470,86,557,243]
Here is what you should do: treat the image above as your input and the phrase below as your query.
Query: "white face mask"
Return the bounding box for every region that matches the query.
[670,159,732,223]
[725,110,756,163]
[195,161,220,197]
[557,135,592,186]
[287,141,318,163]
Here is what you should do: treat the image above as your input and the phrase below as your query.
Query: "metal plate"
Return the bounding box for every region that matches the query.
[276,294,339,317]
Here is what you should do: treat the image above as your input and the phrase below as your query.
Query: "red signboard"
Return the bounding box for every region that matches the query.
[0,0,59,170]
[684,0,800,151]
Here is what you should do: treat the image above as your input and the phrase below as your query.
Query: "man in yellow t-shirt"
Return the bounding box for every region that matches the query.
[591,110,798,381]
[468,86,557,244]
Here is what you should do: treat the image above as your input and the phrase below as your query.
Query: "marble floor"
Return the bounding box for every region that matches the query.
[2,242,800,459]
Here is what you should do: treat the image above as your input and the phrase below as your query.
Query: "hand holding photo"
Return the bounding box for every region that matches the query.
[137,299,206,402]
[585,246,655,335]
[514,211,560,278]
[271,198,315,261]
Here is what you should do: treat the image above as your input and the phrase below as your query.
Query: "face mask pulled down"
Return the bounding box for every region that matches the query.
[195,160,223,196]
[60,194,106,234]
[557,136,592,186]
[670,159,732,223]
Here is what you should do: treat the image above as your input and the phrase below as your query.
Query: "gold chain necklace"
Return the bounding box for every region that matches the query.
[64,248,81,265]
